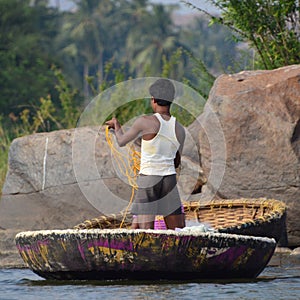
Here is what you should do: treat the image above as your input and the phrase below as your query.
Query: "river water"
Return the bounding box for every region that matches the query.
[0,266,299,300]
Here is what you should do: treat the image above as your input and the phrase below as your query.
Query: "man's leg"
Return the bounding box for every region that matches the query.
[136,215,155,229]
[131,215,139,229]
[164,214,185,230]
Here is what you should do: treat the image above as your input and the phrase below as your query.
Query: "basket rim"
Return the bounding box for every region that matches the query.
[74,198,286,230]
[183,197,286,212]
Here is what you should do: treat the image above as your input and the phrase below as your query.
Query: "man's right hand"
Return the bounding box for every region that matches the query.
[105,117,120,130]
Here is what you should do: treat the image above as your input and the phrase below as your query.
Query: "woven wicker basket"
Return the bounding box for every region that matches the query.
[74,198,286,242]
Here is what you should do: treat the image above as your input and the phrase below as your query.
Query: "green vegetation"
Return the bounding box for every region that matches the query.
[0,117,10,190]
[0,0,299,193]
[184,0,300,69]
[0,0,60,115]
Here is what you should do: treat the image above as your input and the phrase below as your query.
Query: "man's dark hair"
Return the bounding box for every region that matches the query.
[149,79,175,106]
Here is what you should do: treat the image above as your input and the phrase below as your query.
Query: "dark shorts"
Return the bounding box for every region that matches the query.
[131,174,183,216]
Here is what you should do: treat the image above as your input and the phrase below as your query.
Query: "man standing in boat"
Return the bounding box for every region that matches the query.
[106,78,186,230]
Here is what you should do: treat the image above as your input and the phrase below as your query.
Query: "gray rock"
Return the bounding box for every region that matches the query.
[197,65,300,247]
[0,126,133,232]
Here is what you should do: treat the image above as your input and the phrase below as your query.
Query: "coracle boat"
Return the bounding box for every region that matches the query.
[15,229,276,281]
[15,198,286,281]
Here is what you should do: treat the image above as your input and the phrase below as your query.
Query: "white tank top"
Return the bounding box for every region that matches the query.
[139,113,180,176]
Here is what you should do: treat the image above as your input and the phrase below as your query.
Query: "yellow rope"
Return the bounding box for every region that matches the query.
[105,126,141,228]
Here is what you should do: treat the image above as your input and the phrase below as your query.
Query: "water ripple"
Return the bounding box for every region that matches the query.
[1,267,300,300]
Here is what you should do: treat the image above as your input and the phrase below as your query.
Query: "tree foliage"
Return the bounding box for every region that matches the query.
[0,0,245,119]
[0,0,61,114]
[184,0,300,69]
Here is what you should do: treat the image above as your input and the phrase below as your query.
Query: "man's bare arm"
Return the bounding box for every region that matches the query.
[105,117,144,147]
[174,122,185,168]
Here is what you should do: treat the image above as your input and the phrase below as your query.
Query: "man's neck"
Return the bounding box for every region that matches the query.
[155,108,170,116]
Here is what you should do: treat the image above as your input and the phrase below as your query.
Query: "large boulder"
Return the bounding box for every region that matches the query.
[0,126,132,232]
[197,65,300,246]
[0,125,201,232]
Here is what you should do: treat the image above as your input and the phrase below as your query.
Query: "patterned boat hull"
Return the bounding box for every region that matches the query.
[15,229,276,280]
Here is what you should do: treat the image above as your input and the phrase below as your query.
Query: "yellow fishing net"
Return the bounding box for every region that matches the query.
[105,126,141,227]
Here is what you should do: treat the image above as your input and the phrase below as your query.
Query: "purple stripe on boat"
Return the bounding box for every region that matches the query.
[16,240,49,253]
[88,238,135,251]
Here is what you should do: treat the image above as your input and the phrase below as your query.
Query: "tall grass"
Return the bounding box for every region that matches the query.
[0,67,80,195]
[0,119,11,195]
